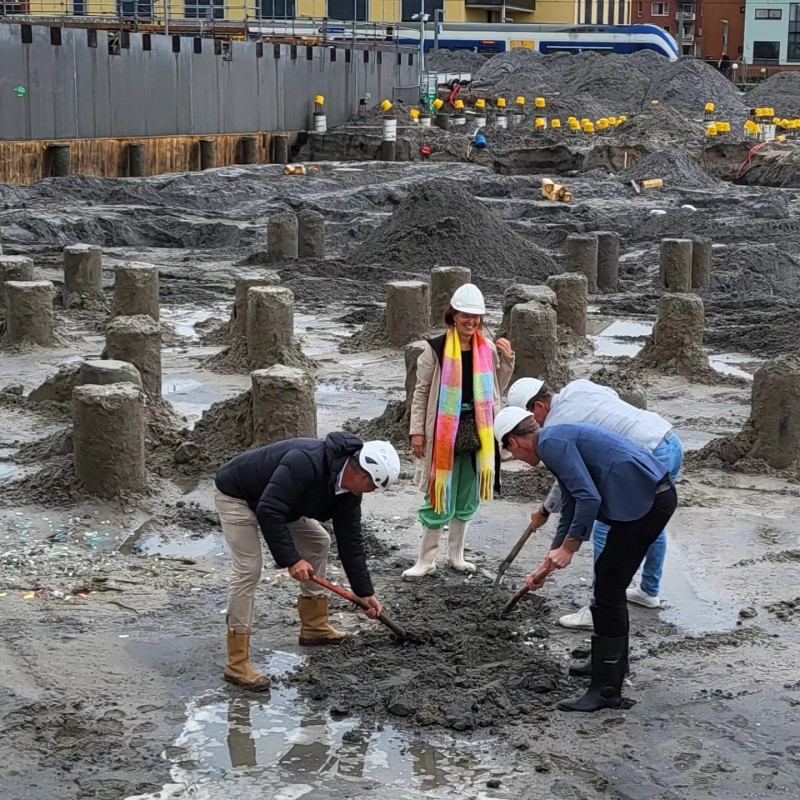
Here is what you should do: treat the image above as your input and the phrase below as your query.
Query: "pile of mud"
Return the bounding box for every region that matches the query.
[618,146,723,190]
[471,49,744,118]
[703,296,800,356]
[749,71,800,118]
[290,578,572,731]
[349,181,557,282]
[427,49,488,73]
[611,104,708,145]
[709,244,800,299]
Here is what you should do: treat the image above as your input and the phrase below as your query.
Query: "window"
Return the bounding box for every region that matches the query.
[637,1,642,16]
[185,0,225,19]
[118,0,153,18]
[753,40,780,63]
[755,7,782,17]
[329,0,367,18]
[789,3,800,60]
[651,2,669,15]
[261,0,295,17]
[401,0,441,21]
[663,24,670,31]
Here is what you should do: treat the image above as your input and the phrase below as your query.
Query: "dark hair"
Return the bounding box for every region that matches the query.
[444,305,484,328]
[525,384,554,411]
[502,420,540,449]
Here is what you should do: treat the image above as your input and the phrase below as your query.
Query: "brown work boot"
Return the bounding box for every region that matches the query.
[298,596,352,646]
[224,629,271,691]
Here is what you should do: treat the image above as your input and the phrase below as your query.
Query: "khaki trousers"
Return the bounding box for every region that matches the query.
[214,487,330,632]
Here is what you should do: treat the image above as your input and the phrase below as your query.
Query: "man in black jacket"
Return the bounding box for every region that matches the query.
[214,432,401,691]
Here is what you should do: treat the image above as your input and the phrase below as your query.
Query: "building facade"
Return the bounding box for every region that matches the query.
[743,0,800,64]
[636,0,744,59]
[0,0,576,24]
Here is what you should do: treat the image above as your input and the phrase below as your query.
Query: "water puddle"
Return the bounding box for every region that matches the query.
[161,303,229,341]
[119,528,222,559]
[590,318,652,358]
[162,372,248,425]
[590,317,758,379]
[127,652,510,800]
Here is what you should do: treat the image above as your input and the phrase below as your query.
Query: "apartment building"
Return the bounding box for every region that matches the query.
[637,0,745,59]
[742,0,800,64]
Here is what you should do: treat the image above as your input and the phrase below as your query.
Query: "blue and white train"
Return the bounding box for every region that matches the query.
[398,23,679,61]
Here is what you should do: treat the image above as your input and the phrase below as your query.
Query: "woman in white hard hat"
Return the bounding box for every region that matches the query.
[403,284,514,578]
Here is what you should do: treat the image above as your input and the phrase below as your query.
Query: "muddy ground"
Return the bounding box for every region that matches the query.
[1,160,799,800]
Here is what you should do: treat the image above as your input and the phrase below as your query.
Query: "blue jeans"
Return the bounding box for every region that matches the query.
[592,433,684,598]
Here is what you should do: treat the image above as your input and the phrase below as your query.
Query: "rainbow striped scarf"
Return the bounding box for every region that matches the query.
[430,328,496,515]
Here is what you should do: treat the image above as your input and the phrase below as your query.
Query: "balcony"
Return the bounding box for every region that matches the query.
[676,10,695,20]
[465,0,536,11]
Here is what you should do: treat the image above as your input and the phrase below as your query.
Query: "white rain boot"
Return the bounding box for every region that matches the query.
[402,528,441,579]
[446,519,476,573]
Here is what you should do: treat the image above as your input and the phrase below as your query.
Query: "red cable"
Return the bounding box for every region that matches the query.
[449,82,461,109]
[736,141,771,180]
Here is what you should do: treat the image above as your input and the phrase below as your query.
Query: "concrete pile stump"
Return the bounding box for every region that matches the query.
[4,280,56,346]
[659,238,693,292]
[509,301,562,385]
[691,238,713,290]
[747,355,800,469]
[0,255,34,312]
[636,293,708,376]
[594,231,620,291]
[247,286,300,369]
[251,365,316,446]
[268,213,299,261]
[78,359,143,389]
[73,382,146,498]
[565,233,598,293]
[63,244,104,307]
[430,266,471,325]
[546,273,588,336]
[105,314,162,397]
[232,271,281,342]
[386,281,430,347]
[297,209,326,259]
[113,264,160,320]
[498,284,556,338]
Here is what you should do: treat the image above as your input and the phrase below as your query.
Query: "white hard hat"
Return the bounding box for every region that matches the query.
[507,378,544,410]
[359,440,401,489]
[450,283,486,315]
[494,406,535,447]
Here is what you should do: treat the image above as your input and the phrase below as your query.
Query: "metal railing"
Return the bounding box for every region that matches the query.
[0,4,400,37]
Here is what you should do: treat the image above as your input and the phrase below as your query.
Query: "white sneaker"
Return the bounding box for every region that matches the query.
[626,584,661,608]
[558,605,594,630]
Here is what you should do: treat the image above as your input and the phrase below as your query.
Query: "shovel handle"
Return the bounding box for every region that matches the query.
[310,575,408,640]
[494,522,536,588]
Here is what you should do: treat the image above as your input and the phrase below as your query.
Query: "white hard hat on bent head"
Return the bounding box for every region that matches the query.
[449,283,486,315]
[494,406,536,447]
[359,440,401,489]
[507,378,544,410]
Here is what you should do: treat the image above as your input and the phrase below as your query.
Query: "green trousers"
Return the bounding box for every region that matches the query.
[419,454,480,529]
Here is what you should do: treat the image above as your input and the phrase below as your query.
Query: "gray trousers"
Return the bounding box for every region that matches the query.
[214,487,330,632]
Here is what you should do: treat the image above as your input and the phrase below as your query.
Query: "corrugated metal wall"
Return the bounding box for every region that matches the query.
[0,24,419,141]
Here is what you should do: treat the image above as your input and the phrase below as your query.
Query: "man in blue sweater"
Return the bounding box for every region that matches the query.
[494,410,678,712]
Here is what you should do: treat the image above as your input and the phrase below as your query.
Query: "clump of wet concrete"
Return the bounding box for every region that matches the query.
[349,181,556,282]
[290,578,570,731]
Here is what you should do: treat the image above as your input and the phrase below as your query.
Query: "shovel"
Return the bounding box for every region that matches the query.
[493,522,537,588]
[501,560,553,615]
[310,575,408,641]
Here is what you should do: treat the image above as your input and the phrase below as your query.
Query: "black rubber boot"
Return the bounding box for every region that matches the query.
[568,634,629,678]
[558,634,627,712]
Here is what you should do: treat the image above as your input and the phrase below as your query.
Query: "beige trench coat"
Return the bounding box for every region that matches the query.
[409,336,515,491]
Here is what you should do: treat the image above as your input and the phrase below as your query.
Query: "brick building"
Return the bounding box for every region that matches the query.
[636,0,745,60]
